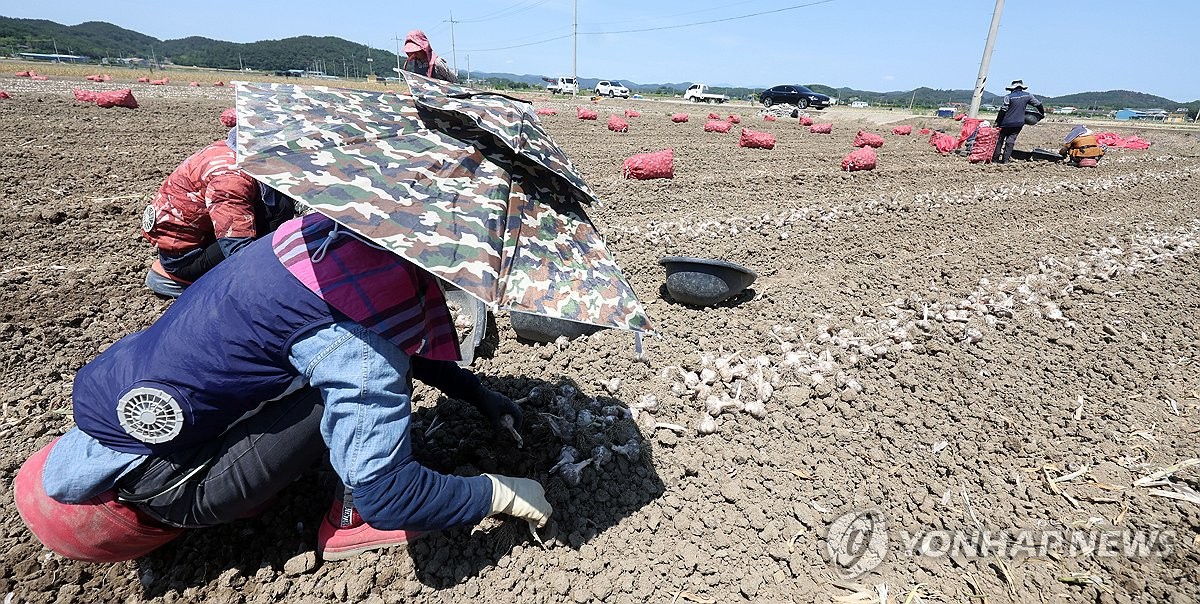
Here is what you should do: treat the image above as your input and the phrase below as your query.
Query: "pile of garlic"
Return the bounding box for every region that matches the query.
[666,350,778,436]
[530,383,645,487]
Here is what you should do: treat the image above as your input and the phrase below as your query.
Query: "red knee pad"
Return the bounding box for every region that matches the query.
[14,439,183,563]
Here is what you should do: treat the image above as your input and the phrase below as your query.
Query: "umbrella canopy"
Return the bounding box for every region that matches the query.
[234,72,651,334]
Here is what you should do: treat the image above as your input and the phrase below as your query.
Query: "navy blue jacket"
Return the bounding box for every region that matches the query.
[996,90,1043,128]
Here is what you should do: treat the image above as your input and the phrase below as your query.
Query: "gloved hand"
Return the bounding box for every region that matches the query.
[484,474,552,528]
[474,388,524,432]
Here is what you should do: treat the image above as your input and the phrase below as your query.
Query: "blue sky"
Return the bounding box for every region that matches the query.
[6,1,1197,101]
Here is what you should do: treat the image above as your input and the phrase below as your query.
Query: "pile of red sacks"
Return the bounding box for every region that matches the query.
[853,130,885,148]
[1094,132,1150,150]
[622,148,674,180]
[671,113,689,123]
[14,70,37,77]
[74,88,139,109]
[739,128,776,150]
[841,147,877,172]
[535,107,557,116]
[624,108,640,118]
[703,120,731,133]
[929,132,956,154]
[809,123,832,134]
[607,115,629,132]
[576,107,598,120]
[891,125,913,135]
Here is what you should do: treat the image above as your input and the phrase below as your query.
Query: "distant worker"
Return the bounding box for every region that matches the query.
[141,127,296,297]
[1059,125,1104,167]
[992,80,1044,164]
[401,30,458,83]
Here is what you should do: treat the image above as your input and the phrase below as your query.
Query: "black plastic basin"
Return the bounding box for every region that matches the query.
[510,311,604,343]
[659,256,757,307]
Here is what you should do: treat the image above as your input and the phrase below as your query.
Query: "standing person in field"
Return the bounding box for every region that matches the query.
[400,29,458,83]
[992,80,1044,164]
[1059,125,1105,167]
[141,126,296,297]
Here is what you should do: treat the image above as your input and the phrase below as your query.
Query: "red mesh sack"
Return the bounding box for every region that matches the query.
[137,77,150,83]
[73,88,100,102]
[220,107,237,127]
[956,118,983,148]
[100,74,112,82]
[189,81,200,87]
[15,71,30,77]
[809,123,832,134]
[622,148,674,180]
[95,89,138,109]
[853,130,885,148]
[891,125,913,135]
[799,117,814,126]
[953,114,965,121]
[150,79,167,85]
[763,115,777,122]
[728,114,741,124]
[841,147,877,172]
[30,75,48,81]
[930,132,956,154]
[739,128,776,149]
[0,91,10,100]
[968,127,1000,163]
[918,127,930,135]
[704,120,731,133]
[671,113,689,123]
[576,107,598,120]
[607,115,629,132]
[624,109,640,118]
[213,81,225,87]
[86,75,102,82]
[707,112,720,120]
[535,107,557,116]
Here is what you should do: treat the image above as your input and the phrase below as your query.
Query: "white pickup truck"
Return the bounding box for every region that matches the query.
[683,84,729,104]
[545,77,579,95]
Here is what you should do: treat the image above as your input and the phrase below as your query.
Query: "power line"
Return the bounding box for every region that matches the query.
[581,0,839,35]
[457,0,553,24]
[580,0,762,29]
[457,0,839,53]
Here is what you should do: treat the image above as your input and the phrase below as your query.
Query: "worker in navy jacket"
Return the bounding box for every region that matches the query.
[992,79,1044,163]
[14,214,550,563]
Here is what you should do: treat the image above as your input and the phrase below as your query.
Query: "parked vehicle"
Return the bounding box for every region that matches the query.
[545,77,579,95]
[683,84,729,104]
[595,80,630,98]
[758,84,831,109]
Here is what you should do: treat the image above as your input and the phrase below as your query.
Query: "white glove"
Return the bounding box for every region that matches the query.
[484,474,552,528]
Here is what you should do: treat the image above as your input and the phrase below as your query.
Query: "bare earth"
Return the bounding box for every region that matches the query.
[0,78,1197,604]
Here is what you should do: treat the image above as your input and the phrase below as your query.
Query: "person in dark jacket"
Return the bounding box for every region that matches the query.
[992,80,1044,164]
[14,214,550,563]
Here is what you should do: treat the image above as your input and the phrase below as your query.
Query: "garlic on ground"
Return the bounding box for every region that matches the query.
[705,394,743,417]
[560,458,593,486]
[591,445,613,469]
[602,377,622,394]
[549,446,580,474]
[699,368,718,385]
[696,414,718,435]
[611,440,642,461]
[670,381,687,397]
[601,405,631,419]
[539,413,575,441]
[575,409,595,429]
[558,384,577,398]
[681,370,700,390]
[744,399,768,420]
[634,394,659,412]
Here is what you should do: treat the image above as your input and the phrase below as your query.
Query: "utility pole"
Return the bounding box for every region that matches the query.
[393,32,403,75]
[466,54,471,83]
[908,90,917,112]
[968,0,1004,118]
[572,0,578,96]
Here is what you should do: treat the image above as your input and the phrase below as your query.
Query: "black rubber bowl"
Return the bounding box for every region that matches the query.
[659,256,757,307]
[509,311,603,343]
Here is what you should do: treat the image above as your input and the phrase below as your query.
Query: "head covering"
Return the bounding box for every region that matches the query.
[1064,125,1091,143]
[403,30,439,78]
[220,107,237,128]
[1006,80,1027,91]
[226,126,237,150]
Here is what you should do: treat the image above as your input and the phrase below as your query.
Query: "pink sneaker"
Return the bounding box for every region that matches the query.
[316,501,421,561]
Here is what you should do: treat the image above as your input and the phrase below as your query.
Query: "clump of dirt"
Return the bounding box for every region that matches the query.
[1,80,1197,603]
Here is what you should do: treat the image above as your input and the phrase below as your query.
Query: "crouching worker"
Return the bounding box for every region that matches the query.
[141,128,297,297]
[15,213,550,563]
[1059,125,1104,168]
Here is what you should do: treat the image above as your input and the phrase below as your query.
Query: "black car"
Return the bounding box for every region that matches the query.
[759,85,831,109]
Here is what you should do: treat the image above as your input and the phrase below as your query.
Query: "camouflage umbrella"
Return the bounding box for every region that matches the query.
[233,72,651,333]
